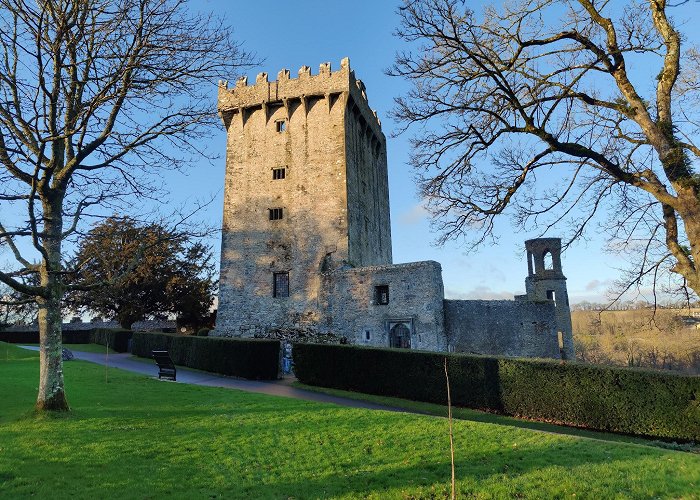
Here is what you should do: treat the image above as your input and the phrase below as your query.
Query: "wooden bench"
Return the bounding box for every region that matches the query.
[152,350,176,381]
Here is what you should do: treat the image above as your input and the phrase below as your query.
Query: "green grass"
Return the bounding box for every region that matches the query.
[293,382,700,452]
[1,342,699,499]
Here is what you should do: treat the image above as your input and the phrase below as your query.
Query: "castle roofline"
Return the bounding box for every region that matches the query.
[217,57,383,140]
[525,237,562,245]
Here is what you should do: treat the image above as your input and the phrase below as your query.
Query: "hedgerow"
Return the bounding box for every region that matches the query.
[132,331,279,380]
[293,343,700,441]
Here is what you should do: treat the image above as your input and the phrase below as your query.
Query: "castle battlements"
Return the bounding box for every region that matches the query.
[217,57,384,142]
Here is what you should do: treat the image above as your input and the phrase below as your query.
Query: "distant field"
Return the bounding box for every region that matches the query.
[572,309,700,374]
[2,342,699,499]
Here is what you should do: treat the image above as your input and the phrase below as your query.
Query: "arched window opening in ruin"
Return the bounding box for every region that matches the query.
[543,250,553,270]
[389,323,411,349]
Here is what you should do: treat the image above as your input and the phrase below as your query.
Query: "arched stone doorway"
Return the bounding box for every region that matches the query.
[389,322,411,348]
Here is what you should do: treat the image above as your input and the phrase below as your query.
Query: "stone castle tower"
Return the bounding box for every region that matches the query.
[214,59,573,361]
[523,238,574,358]
[215,58,392,335]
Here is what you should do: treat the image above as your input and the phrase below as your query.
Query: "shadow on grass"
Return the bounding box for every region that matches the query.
[232,438,695,498]
[57,428,694,499]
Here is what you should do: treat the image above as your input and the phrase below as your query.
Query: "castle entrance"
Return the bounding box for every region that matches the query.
[389,322,411,349]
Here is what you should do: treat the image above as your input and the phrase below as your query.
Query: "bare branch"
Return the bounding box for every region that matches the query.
[392,0,700,298]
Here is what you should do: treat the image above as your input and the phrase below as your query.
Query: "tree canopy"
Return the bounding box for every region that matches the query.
[392,0,700,301]
[0,282,37,328]
[66,217,216,330]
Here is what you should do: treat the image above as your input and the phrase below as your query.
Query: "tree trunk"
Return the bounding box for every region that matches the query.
[670,186,700,295]
[35,200,69,412]
[35,291,69,411]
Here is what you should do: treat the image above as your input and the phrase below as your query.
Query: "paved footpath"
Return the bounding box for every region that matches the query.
[20,346,409,414]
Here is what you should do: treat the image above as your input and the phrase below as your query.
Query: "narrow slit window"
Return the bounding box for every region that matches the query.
[375,285,389,305]
[273,167,286,180]
[273,272,289,298]
[269,208,284,220]
[275,120,287,132]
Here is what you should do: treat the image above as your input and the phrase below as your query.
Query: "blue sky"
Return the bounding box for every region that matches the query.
[164,0,698,304]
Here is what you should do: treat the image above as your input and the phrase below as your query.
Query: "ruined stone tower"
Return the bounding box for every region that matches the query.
[523,238,574,358]
[215,58,391,335]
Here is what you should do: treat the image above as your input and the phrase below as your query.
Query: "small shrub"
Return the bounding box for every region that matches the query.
[293,343,700,442]
[132,331,279,380]
[197,328,210,337]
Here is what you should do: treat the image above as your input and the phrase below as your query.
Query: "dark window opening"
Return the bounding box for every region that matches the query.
[269,207,284,220]
[365,330,371,341]
[375,285,389,305]
[389,323,411,349]
[275,120,287,132]
[273,272,289,298]
[547,289,556,305]
[273,167,286,180]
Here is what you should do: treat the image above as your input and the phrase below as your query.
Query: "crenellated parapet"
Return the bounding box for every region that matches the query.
[218,57,384,142]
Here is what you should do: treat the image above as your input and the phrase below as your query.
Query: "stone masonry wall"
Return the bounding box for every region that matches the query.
[523,238,574,358]
[326,261,446,351]
[345,95,392,267]
[524,277,574,358]
[444,299,560,358]
[215,59,389,336]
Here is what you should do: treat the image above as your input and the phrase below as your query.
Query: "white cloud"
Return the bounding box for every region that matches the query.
[397,201,429,225]
[584,279,612,291]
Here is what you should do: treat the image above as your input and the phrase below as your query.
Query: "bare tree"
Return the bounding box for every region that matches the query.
[0,0,252,411]
[0,282,37,327]
[391,0,700,301]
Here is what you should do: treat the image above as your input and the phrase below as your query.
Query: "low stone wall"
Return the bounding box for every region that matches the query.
[444,299,560,358]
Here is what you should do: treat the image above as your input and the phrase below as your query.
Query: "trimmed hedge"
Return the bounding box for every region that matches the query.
[0,328,131,352]
[90,328,132,353]
[0,330,91,344]
[132,331,280,380]
[293,343,700,442]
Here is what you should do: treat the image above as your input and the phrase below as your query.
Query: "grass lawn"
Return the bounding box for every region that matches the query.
[1,342,699,499]
[293,383,700,452]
